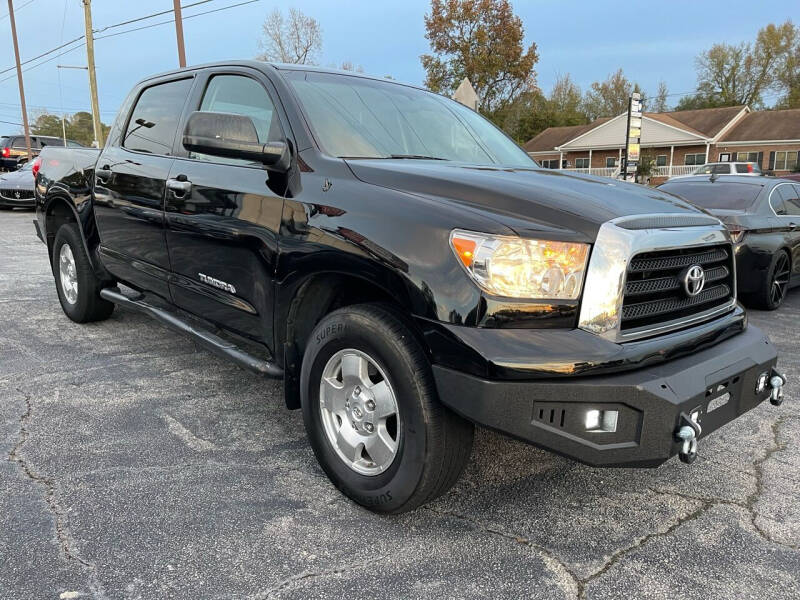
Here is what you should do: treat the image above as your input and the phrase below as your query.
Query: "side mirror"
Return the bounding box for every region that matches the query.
[182,111,290,171]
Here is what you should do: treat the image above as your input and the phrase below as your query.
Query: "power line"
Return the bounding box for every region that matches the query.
[92,0,216,35]
[0,34,85,76]
[93,0,262,41]
[0,0,36,21]
[0,119,23,126]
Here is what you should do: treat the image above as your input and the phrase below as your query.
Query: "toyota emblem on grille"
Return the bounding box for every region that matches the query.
[682,265,705,297]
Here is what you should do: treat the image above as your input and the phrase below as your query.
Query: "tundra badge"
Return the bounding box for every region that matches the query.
[199,273,236,294]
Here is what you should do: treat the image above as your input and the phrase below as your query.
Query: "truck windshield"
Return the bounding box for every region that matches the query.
[659,181,763,210]
[284,70,535,168]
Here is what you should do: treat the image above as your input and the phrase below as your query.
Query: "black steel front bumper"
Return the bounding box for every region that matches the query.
[433,324,779,467]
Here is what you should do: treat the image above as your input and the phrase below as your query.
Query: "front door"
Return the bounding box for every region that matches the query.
[776,183,800,281]
[93,76,194,298]
[164,70,287,349]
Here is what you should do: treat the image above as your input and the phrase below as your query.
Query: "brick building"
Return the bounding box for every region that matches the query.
[524,106,800,184]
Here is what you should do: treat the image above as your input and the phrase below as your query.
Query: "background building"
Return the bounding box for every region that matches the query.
[525,106,800,184]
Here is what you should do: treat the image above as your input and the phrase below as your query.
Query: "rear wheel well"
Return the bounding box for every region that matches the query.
[282,273,423,409]
[45,198,78,259]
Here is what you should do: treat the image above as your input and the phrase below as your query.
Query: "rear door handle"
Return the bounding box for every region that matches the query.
[789,222,798,231]
[166,177,192,198]
[96,165,112,183]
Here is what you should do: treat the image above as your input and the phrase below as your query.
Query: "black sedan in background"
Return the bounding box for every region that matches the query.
[0,160,35,210]
[658,175,800,310]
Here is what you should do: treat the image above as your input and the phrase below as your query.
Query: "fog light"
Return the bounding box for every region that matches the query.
[756,372,768,394]
[585,409,618,433]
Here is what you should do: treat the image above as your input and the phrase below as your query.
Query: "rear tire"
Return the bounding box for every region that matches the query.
[300,304,474,513]
[748,250,791,310]
[52,223,115,323]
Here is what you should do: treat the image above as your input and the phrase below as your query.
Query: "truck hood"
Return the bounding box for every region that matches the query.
[346,160,705,240]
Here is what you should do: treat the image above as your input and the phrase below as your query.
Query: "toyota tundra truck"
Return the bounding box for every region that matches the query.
[33,61,787,513]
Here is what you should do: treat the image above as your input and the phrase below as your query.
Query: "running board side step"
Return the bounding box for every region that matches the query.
[99,288,283,379]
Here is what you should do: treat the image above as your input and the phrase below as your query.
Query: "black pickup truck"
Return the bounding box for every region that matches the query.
[33,61,787,513]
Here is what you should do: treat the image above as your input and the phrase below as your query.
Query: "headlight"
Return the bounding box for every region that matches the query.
[449,229,590,299]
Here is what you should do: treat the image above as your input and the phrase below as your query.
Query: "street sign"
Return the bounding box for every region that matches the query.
[621,92,643,181]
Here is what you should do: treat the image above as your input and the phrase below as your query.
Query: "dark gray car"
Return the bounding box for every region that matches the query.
[0,160,35,209]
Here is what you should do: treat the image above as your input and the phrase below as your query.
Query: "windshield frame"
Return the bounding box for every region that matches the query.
[280,68,537,168]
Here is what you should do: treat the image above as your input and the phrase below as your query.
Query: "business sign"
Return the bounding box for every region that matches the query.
[621,92,643,181]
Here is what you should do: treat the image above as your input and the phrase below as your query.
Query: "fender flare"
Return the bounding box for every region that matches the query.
[43,193,96,270]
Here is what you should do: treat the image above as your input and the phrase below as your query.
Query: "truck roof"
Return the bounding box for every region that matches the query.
[136,59,426,93]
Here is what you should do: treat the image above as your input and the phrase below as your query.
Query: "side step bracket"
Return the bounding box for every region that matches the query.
[99,287,283,379]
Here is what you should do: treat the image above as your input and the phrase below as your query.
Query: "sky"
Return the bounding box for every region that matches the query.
[0,0,795,132]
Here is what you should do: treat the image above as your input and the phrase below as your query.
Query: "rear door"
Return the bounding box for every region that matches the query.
[93,76,195,298]
[164,68,288,348]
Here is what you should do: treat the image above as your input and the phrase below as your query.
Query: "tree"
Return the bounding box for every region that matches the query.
[651,80,669,113]
[683,22,794,109]
[256,8,322,64]
[495,74,589,144]
[31,111,110,146]
[581,69,644,120]
[338,61,365,73]
[420,0,538,113]
[773,22,800,108]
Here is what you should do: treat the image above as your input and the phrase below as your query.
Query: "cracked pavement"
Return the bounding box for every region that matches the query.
[1,210,799,599]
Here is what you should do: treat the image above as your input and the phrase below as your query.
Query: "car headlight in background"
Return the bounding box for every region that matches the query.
[449,229,590,299]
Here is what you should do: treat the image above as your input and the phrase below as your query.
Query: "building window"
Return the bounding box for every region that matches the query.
[540,159,559,169]
[656,155,667,167]
[775,151,799,171]
[684,153,706,166]
[719,153,731,162]
[575,158,590,168]
[737,151,759,162]
[606,157,617,168]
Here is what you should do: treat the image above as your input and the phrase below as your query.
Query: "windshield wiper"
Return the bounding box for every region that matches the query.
[388,154,448,160]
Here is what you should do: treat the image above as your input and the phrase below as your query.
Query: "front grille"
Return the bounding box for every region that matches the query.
[621,243,734,331]
[0,189,33,200]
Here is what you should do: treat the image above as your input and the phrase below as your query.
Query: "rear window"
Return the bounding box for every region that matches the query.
[123,77,193,155]
[0,136,9,148]
[659,181,763,210]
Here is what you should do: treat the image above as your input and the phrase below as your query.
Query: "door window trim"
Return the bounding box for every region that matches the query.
[171,67,293,170]
[119,74,197,158]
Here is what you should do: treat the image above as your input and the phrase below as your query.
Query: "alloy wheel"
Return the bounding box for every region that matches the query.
[319,348,400,476]
[771,253,790,307]
[59,244,79,305]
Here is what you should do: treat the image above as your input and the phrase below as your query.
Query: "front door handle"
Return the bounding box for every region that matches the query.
[96,165,112,184]
[166,177,192,199]
[789,222,798,231]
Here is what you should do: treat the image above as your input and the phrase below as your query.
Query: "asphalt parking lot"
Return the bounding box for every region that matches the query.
[1,209,798,600]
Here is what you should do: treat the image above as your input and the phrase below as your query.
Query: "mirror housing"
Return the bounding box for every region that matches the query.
[182,111,290,171]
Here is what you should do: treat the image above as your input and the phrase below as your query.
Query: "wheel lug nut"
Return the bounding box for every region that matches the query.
[354,386,362,396]
[366,400,375,411]
[365,423,374,433]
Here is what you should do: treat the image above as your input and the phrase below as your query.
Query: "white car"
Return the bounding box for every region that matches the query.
[670,162,762,179]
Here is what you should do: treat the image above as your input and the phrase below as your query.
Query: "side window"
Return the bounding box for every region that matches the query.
[770,188,787,215]
[191,74,281,165]
[781,184,800,216]
[123,78,193,155]
[712,164,729,175]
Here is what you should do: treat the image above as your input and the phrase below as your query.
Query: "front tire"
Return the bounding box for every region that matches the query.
[749,250,791,310]
[52,223,115,323]
[300,304,474,513]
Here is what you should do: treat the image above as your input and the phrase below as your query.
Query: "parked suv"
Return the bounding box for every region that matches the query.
[33,62,786,513]
[670,162,762,179]
[0,135,84,171]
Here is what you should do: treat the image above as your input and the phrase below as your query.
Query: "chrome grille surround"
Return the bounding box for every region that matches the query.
[578,214,736,343]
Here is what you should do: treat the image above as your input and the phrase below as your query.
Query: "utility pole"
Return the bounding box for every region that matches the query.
[82,0,103,147]
[7,0,32,160]
[173,0,186,67]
